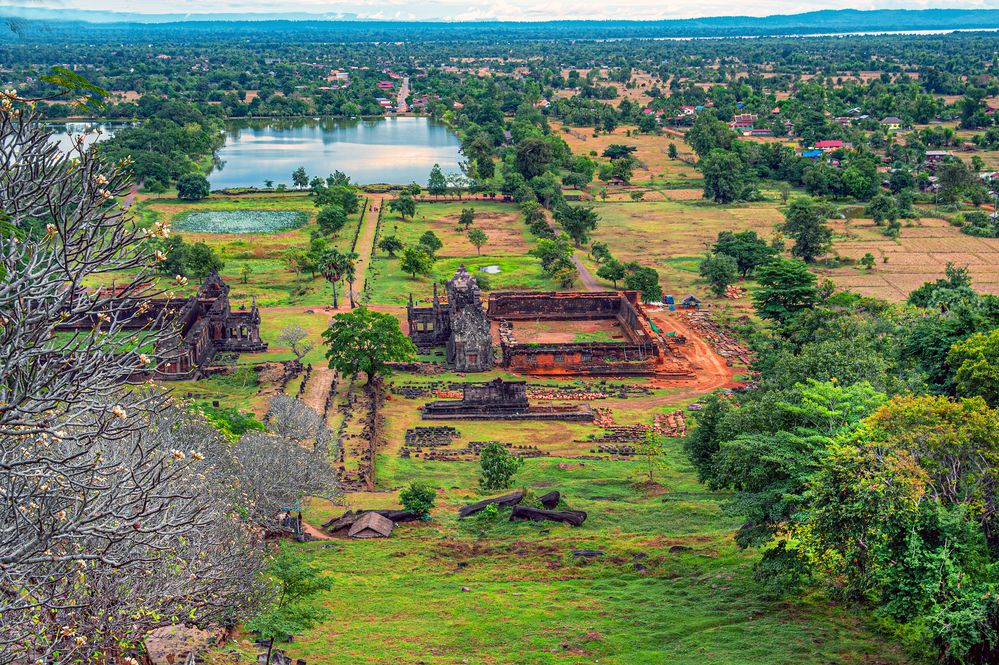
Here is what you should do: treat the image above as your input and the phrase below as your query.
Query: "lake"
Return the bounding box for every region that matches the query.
[47,121,131,152]
[209,116,464,188]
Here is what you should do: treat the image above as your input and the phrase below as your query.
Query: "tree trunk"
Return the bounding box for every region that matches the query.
[458,491,524,518]
[331,281,339,309]
[509,506,587,526]
[348,279,356,308]
[265,637,274,665]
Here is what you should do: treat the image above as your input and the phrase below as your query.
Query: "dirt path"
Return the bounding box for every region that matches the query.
[647,310,741,401]
[346,194,382,309]
[543,208,601,292]
[300,367,335,417]
[572,255,601,292]
[301,520,333,540]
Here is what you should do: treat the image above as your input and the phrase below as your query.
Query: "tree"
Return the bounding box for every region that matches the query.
[712,230,776,277]
[277,324,315,361]
[699,253,739,296]
[623,263,663,302]
[240,263,252,284]
[318,247,352,309]
[636,433,669,484]
[245,550,334,665]
[701,149,752,203]
[479,441,524,490]
[948,329,999,407]
[399,481,436,516]
[596,258,626,287]
[782,196,832,262]
[322,306,416,383]
[860,252,876,270]
[378,234,403,257]
[937,159,975,204]
[667,142,679,159]
[865,192,898,226]
[753,259,819,323]
[908,262,976,309]
[687,111,736,158]
[389,192,417,220]
[611,157,635,184]
[407,182,422,196]
[427,163,447,197]
[400,245,434,278]
[459,207,475,230]
[186,241,224,278]
[556,204,599,246]
[315,185,359,214]
[0,103,271,663]
[292,166,308,189]
[317,205,348,236]
[602,144,637,160]
[468,228,488,255]
[176,172,210,200]
[590,241,611,264]
[514,137,554,179]
[418,230,443,258]
[530,233,575,277]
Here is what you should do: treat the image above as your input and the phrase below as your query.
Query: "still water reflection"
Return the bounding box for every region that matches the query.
[209,116,464,188]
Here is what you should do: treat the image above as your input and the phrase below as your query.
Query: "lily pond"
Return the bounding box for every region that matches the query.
[172,210,308,234]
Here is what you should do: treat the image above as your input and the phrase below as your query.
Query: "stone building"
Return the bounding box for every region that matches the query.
[56,271,267,380]
[407,266,493,372]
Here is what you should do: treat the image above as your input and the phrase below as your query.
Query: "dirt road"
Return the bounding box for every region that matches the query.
[647,310,741,400]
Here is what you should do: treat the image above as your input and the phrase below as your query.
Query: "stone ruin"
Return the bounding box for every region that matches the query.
[489,291,679,377]
[407,271,694,379]
[421,377,594,421]
[407,265,493,372]
[55,271,267,380]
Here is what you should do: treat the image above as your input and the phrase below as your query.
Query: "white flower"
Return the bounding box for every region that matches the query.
[154,250,167,262]
[45,223,57,236]
[139,353,151,365]
[175,275,189,287]
[171,449,186,460]
[111,405,127,420]
[190,450,205,461]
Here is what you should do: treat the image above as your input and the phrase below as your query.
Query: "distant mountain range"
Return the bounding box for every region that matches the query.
[1,8,998,40]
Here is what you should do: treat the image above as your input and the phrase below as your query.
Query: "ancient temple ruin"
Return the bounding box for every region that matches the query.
[422,378,594,421]
[407,265,493,372]
[56,272,267,380]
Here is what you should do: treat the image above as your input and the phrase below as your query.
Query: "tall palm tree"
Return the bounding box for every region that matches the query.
[319,248,347,308]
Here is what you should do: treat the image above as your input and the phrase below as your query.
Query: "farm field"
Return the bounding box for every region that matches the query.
[825,215,999,300]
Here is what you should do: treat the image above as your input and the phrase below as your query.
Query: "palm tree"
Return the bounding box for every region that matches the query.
[342,251,359,308]
[319,248,349,308]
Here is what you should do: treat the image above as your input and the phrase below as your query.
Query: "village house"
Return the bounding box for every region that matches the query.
[881,116,903,131]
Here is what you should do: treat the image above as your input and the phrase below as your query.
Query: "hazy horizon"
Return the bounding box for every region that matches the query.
[6,1,999,23]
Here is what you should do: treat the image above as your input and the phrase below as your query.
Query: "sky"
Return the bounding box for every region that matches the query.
[8,0,999,22]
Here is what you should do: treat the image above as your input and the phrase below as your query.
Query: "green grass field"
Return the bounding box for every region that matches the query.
[265,449,913,665]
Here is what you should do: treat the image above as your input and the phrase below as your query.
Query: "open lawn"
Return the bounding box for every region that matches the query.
[251,450,913,665]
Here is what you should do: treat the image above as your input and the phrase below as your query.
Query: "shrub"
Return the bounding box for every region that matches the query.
[399,481,436,516]
[479,442,523,490]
